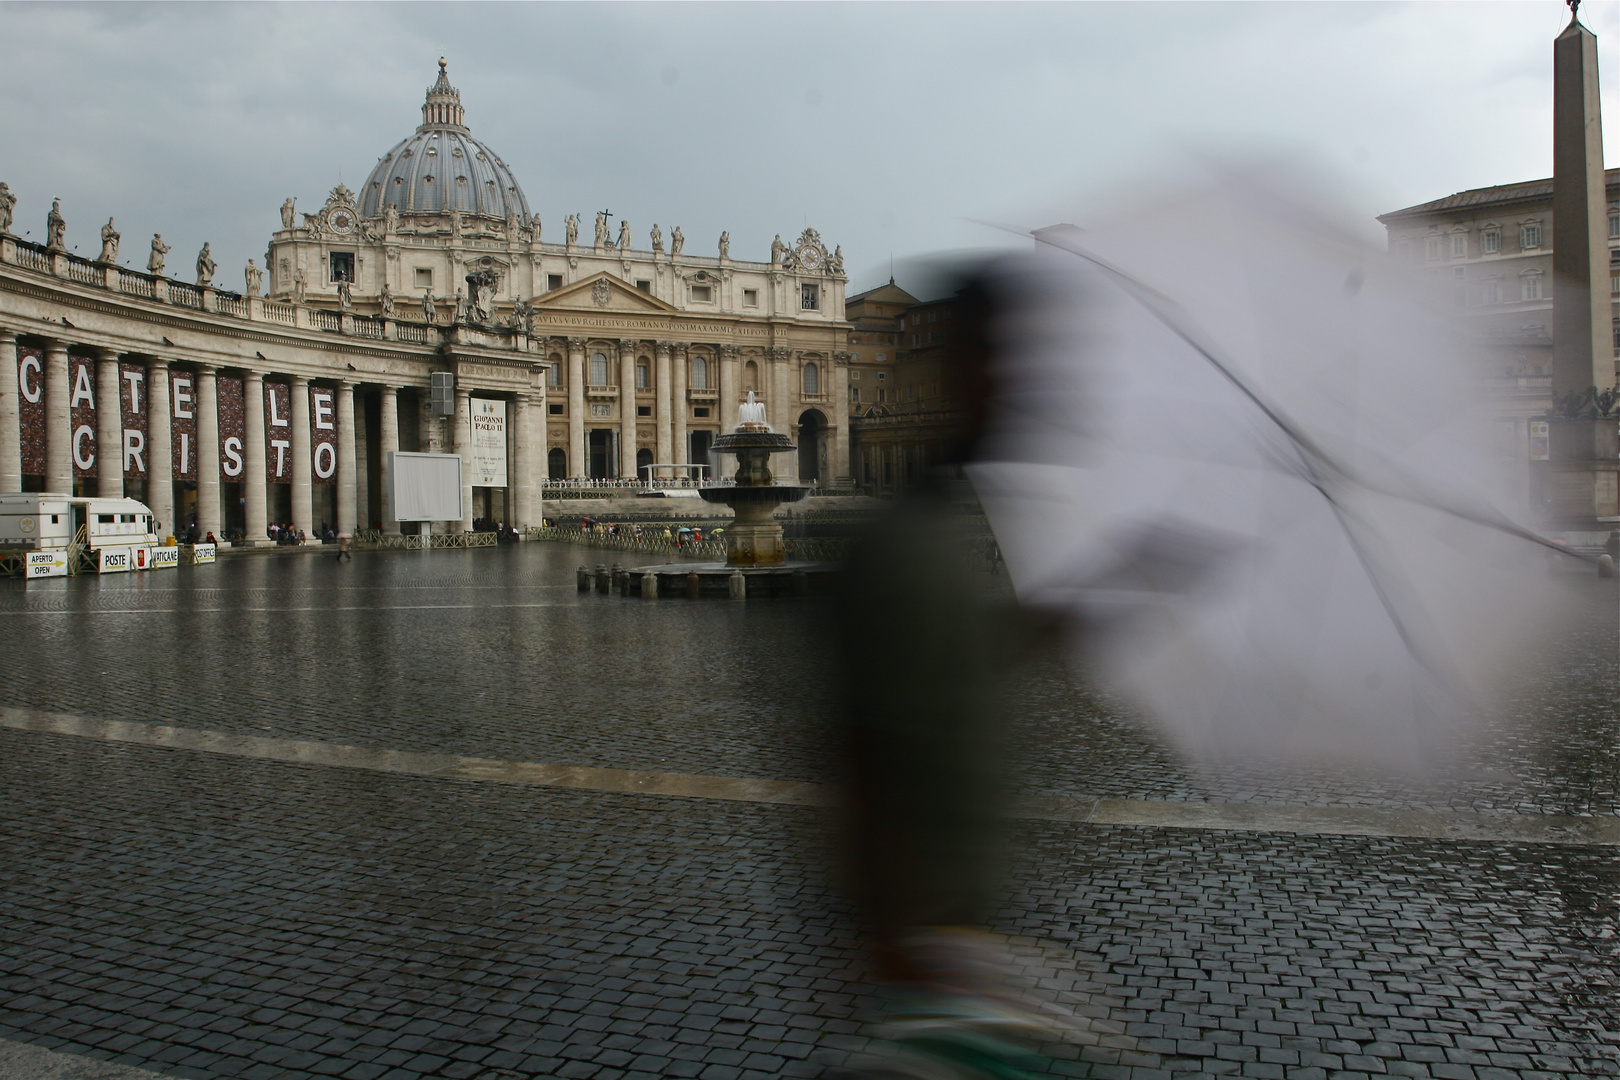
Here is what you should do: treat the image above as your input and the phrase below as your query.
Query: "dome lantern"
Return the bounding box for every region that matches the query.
[421,57,466,131]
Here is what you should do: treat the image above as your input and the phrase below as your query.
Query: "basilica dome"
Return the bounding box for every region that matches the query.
[359,60,530,222]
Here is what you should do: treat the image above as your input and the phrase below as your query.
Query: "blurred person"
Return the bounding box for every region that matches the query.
[832,266,1063,1080]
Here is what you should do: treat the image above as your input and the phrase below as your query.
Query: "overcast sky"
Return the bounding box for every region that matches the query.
[3,1,1616,298]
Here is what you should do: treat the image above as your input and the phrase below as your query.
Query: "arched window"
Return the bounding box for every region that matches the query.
[691,355,709,389]
[547,353,562,387]
[744,360,759,392]
[548,447,566,479]
[636,361,650,389]
[802,362,819,396]
[590,351,609,386]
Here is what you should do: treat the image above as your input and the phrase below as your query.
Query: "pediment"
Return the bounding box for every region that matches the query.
[538,272,678,313]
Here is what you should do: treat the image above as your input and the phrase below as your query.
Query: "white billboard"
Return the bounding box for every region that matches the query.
[390,451,464,522]
[470,399,507,487]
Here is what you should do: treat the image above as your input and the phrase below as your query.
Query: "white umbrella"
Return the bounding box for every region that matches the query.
[969,173,1569,770]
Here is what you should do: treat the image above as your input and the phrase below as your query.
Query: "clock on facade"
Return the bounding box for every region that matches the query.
[328,210,356,235]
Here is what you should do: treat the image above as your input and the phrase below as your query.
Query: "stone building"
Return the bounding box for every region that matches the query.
[1377,168,1619,511]
[0,60,852,542]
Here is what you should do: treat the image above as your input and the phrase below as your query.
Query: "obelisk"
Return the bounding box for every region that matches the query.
[1549,0,1615,524]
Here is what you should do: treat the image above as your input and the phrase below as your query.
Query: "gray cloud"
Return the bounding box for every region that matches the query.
[2,2,1613,297]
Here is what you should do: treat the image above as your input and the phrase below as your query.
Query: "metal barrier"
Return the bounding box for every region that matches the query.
[532,526,727,560]
[353,530,498,549]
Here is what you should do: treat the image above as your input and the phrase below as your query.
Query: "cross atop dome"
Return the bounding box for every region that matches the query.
[421,57,466,131]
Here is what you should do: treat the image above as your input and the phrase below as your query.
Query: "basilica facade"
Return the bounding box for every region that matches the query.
[0,60,852,542]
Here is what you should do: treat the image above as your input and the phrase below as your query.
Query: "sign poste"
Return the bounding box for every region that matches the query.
[98,546,132,574]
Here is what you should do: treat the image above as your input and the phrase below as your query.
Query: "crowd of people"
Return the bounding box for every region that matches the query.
[574,516,720,548]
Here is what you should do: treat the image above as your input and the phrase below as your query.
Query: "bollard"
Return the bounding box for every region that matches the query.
[576,565,590,592]
[1600,554,1615,579]
[729,569,746,600]
[595,564,610,594]
[642,571,659,599]
[686,570,700,599]
[619,568,633,597]
[792,570,809,598]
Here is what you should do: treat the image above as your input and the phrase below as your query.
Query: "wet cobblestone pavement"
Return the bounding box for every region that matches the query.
[1,544,1617,1079]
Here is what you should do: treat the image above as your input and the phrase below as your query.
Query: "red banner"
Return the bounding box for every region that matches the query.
[310,385,337,486]
[120,361,149,480]
[170,369,199,480]
[265,381,291,483]
[69,355,97,479]
[17,345,44,477]
[217,376,245,482]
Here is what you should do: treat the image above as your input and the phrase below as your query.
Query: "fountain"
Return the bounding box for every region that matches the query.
[698,391,809,567]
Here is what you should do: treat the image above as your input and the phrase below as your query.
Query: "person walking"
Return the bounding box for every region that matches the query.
[335,531,352,562]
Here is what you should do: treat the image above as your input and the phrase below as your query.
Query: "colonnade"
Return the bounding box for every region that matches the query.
[1,330,540,543]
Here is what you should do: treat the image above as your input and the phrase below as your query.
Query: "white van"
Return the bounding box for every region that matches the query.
[0,494,164,576]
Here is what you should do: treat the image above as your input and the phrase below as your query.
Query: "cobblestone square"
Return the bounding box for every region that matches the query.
[0,544,1616,1079]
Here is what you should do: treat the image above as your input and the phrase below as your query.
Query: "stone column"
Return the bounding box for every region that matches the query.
[243,371,268,545]
[196,366,222,540]
[567,336,586,478]
[353,396,370,532]
[147,361,173,536]
[832,354,851,481]
[44,340,71,493]
[654,341,672,477]
[0,332,20,493]
[336,381,358,535]
[510,393,532,528]
[771,349,797,480]
[671,343,688,476]
[619,340,637,479]
[290,375,313,536]
[95,351,123,498]
[453,386,473,531]
[719,345,739,434]
[379,386,400,531]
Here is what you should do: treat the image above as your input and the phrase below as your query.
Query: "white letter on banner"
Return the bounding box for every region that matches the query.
[222,437,243,477]
[313,441,335,479]
[267,389,286,427]
[312,390,334,430]
[123,368,145,413]
[173,376,194,420]
[271,439,289,477]
[71,364,94,409]
[19,356,42,403]
[73,425,95,470]
[123,430,146,473]
[179,433,191,476]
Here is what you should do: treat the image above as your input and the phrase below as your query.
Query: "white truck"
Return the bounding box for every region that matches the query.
[0,493,170,577]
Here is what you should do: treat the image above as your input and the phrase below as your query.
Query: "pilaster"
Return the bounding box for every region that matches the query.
[0,332,19,493]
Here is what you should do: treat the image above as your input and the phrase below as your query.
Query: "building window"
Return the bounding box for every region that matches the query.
[1483,278,1503,305]
[803,362,819,396]
[414,267,433,289]
[547,274,563,291]
[876,353,886,363]
[694,406,710,418]
[330,252,354,282]
[1520,223,1542,249]
[548,403,564,415]
[743,288,758,307]
[547,362,561,387]
[1521,271,1543,301]
[877,371,887,382]
[850,386,860,403]
[1610,214,1619,239]
[1450,234,1467,259]
[1481,229,1501,254]
[850,370,860,380]
[911,334,919,346]
[590,351,609,386]
[1424,236,1442,260]
[635,279,651,293]
[636,363,649,388]
[691,355,709,389]
[637,405,652,417]
[801,284,819,310]
[691,285,712,302]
